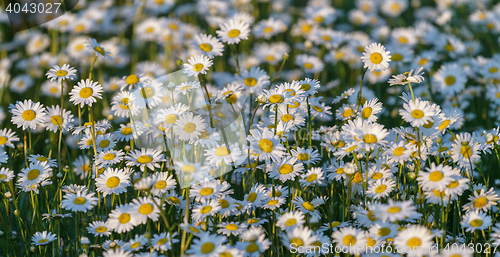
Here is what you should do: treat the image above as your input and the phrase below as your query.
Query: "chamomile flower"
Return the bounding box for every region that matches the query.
[376,200,421,223]
[191,34,224,58]
[432,63,467,95]
[295,54,325,73]
[182,55,213,77]
[132,80,165,109]
[332,227,367,254]
[95,168,131,197]
[126,148,165,172]
[0,128,19,148]
[174,81,201,95]
[204,143,242,166]
[61,190,98,212]
[367,179,396,199]
[235,66,270,94]
[393,225,434,254]
[111,91,139,118]
[282,226,318,250]
[18,161,51,189]
[358,98,383,122]
[417,163,455,191]
[300,167,324,187]
[32,231,57,246]
[150,172,177,196]
[463,188,500,212]
[43,105,74,132]
[192,200,221,221]
[361,43,392,71]
[269,156,304,182]
[399,98,437,127]
[95,134,116,152]
[96,149,125,167]
[216,19,250,45]
[291,147,321,165]
[276,211,305,231]
[388,67,425,86]
[131,197,160,225]
[0,167,14,182]
[11,99,47,130]
[46,64,77,83]
[69,79,103,108]
[173,112,207,142]
[186,232,227,256]
[217,221,247,236]
[87,38,115,63]
[247,128,286,165]
[87,221,112,237]
[108,204,137,233]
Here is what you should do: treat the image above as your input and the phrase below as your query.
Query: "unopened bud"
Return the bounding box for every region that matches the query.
[435,137,442,144]
[87,211,94,217]
[30,246,36,253]
[4,192,11,199]
[8,198,13,203]
[109,242,117,249]
[124,145,131,151]
[408,172,416,180]
[304,40,313,50]
[63,165,70,173]
[283,52,289,60]
[107,115,114,121]
[17,143,23,150]
[14,210,18,215]
[257,94,267,104]
[356,153,364,160]
[176,59,183,66]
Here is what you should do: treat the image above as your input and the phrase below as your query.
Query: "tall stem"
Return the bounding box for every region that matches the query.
[356,68,368,113]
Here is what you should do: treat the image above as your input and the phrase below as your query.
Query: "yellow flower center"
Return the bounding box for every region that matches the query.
[393,147,405,156]
[200,188,214,196]
[27,169,40,180]
[285,218,297,226]
[378,227,390,236]
[371,172,382,179]
[302,201,315,211]
[165,114,178,124]
[184,122,196,133]
[199,43,212,52]
[471,219,483,227]
[157,238,168,245]
[121,127,133,135]
[246,243,259,253]
[306,174,317,182]
[268,200,279,205]
[444,76,456,86]
[137,155,153,164]
[304,62,313,69]
[461,145,472,158]
[259,139,274,153]
[246,192,257,202]
[411,109,424,119]
[56,70,68,77]
[200,206,212,214]
[139,203,154,214]
[140,87,155,98]
[370,52,383,64]
[343,235,357,246]
[269,95,284,104]
[244,77,257,87]
[168,196,180,205]
[392,53,403,61]
[387,206,401,213]
[73,197,87,205]
[418,58,428,66]
[226,224,239,231]
[0,136,7,145]
[94,46,105,55]
[375,184,387,194]
[215,146,231,157]
[193,63,204,72]
[343,109,353,118]
[51,115,63,126]
[181,164,196,173]
[79,87,94,98]
[219,199,229,208]
[363,134,377,144]
[22,110,36,121]
[228,29,240,38]
[429,171,443,181]
[106,176,120,188]
[297,153,310,161]
[95,226,107,233]
[103,153,115,160]
[474,197,487,208]
[99,140,110,148]
[361,107,372,119]
[279,164,293,174]
[290,238,304,247]
[118,213,131,224]
[407,238,421,248]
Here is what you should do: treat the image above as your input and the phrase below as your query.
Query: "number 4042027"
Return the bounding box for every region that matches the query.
[5,3,62,14]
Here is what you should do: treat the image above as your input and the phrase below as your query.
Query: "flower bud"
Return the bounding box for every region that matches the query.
[30,246,36,253]
[283,52,289,60]
[435,137,442,144]
[107,115,114,121]
[257,94,267,104]
[4,192,11,199]
[408,172,416,180]
[125,145,131,151]
[63,165,70,173]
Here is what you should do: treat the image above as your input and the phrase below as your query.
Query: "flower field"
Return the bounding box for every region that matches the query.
[2,0,500,256]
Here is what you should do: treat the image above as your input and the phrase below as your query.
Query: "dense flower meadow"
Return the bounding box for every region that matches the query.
[2,0,500,256]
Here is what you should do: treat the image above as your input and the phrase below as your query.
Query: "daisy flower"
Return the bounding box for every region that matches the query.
[186,232,227,256]
[358,98,383,122]
[192,200,221,221]
[352,120,390,151]
[61,190,98,212]
[150,172,176,196]
[69,79,103,108]
[463,188,499,212]
[332,227,367,254]
[95,149,125,167]
[95,134,116,152]
[376,200,421,223]
[388,67,425,86]
[216,19,250,45]
[247,128,286,165]
[367,179,396,199]
[295,54,325,73]
[269,156,304,182]
[131,196,160,225]
[32,231,57,246]
[299,167,324,187]
[11,99,47,130]
[282,226,318,250]
[87,221,112,237]
[235,66,271,94]
[417,163,455,191]
[174,81,201,95]
[95,168,131,197]
[291,147,321,165]
[108,204,137,234]
[86,38,115,63]
[132,80,165,109]
[276,211,305,231]
[173,112,207,142]
[45,64,77,83]
[43,105,74,132]
[399,98,437,127]
[126,148,165,172]
[204,143,243,166]
[151,232,178,251]
[292,196,322,219]
[432,63,467,95]
[393,225,434,254]
[191,33,224,58]
[111,91,139,118]
[217,221,248,236]
[0,167,14,182]
[0,128,19,148]
[182,55,213,77]
[18,161,51,189]
[360,42,391,71]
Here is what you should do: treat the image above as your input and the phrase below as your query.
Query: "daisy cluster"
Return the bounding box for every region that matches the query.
[2,0,500,256]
